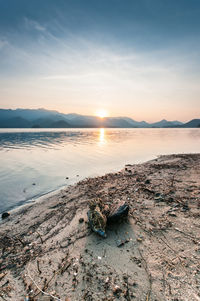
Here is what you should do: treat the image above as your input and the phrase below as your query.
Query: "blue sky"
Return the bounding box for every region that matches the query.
[0,0,200,121]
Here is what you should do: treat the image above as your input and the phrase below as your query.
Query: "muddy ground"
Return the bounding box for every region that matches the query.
[0,153,200,301]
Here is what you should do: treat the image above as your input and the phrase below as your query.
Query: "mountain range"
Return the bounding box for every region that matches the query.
[0,109,199,128]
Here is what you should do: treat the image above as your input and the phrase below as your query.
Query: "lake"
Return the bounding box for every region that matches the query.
[0,128,199,213]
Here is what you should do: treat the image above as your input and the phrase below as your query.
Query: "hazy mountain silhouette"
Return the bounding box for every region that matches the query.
[181,119,200,128]
[150,119,183,128]
[0,116,31,128]
[0,109,198,128]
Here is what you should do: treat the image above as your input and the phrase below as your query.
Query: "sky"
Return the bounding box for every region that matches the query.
[0,0,200,122]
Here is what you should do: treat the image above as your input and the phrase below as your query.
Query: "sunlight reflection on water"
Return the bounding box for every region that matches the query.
[0,128,199,213]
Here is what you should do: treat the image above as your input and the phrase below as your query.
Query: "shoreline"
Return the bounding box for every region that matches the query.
[1,186,71,222]
[0,153,200,300]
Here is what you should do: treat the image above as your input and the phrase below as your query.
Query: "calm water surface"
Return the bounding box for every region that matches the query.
[0,128,199,213]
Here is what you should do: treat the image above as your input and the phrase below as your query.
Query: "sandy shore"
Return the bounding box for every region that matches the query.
[0,154,200,301]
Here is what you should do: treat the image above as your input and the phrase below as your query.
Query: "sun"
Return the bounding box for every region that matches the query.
[95,109,108,118]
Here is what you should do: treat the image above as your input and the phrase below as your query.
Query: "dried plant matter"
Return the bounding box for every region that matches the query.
[0,154,200,300]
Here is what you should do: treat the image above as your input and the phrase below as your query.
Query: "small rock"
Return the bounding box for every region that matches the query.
[182,204,189,211]
[113,285,122,295]
[2,212,10,219]
[167,197,174,203]
[169,212,177,217]
[116,238,129,247]
[79,218,84,223]
[155,196,164,202]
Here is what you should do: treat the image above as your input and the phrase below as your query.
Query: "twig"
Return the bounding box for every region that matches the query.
[35,231,43,244]
[36,260,41,275]
[0,273,7,281]
[162,269,166,293]
[171,173,176,188]
[138,249,152,301]
[33,253,70,298]
[158,234,185,270]
[15,236,26,247]
[159,236,177,255]
[174,228,200,243]
[26,266,61,300]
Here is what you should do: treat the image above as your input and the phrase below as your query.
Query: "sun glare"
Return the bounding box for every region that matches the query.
[96,109,108,118]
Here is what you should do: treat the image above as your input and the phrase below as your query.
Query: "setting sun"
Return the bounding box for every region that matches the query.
[95,109,108,118]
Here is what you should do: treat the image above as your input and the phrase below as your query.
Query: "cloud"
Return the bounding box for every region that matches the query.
[0,39,9,50]
[0,31,199,121]
[24,18,46,32]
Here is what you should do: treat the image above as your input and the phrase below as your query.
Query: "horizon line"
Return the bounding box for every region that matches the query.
[0,107,198,124]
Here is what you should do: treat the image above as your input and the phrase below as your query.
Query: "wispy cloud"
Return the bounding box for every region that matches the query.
[24,18,46,32]
[0,26,199,121]
[0,39,9,50]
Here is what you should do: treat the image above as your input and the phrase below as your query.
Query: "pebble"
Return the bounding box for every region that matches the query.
[168,212,177,217]
[2,212,10,219]
[116,238,130,247]
[113,285,122,295]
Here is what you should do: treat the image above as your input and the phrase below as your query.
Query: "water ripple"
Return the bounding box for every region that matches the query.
[0,128,200,213]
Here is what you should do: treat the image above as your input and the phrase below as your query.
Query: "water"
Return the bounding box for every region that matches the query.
[0,128,199,213]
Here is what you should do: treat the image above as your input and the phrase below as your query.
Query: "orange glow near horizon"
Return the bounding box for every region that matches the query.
[95,109,109,118]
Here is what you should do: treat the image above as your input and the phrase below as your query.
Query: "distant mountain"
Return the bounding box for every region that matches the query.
[32,118,70,128]
[120,117,150,128]
[0,108,65,122]
[171,120,183,126]
[182,119,200,128]
[150,119,183,128]
[0,116,31,128]
[0,109,198,128]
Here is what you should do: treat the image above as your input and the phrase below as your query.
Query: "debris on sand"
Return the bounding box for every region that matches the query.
[0,154,200,300]
[87,198,129,237]
[116,238,130,247]
[87,199,107,237]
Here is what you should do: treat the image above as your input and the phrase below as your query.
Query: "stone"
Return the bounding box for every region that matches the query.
[88,199,129,237]
[113,285,122,295]
[2,212,10,219]
[87,199,107,238]
[107,200,129,223]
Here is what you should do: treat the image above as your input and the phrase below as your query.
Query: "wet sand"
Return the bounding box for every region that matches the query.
[0,153,200,300]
